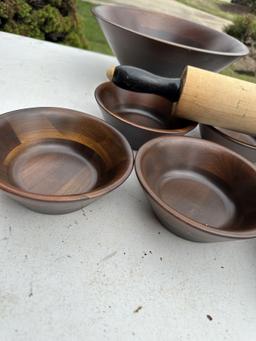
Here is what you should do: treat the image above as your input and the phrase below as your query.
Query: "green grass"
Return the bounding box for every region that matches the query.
[77,0,112,55]
[77,0,256,83]
[221,66,256,82]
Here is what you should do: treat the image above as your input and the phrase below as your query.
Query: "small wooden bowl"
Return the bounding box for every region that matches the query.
[0,107,133,214]
[135,136,256,242]
[95,82,196,150]
[200,124,256,163]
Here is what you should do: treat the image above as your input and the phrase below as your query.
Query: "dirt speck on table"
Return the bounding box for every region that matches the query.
[134,306,143,313]
[207,314,213,321]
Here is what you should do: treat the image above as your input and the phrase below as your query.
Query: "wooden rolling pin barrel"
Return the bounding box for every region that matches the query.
[106,65,256,135]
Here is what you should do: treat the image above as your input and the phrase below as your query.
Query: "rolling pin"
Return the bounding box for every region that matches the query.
[106,65,256,135]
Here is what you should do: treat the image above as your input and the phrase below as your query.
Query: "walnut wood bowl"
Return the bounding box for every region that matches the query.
[95,82,196,150]
[92,5,248,77]
[200,124,256,163]
[0,107,133,214]
[135,136,256,242]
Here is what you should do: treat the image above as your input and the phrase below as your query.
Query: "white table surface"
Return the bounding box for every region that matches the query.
[0,32,255,341]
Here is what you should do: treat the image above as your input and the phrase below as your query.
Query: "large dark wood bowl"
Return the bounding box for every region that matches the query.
[92,5,248,77]
[0,107,133,214]
[200,124,256,163]
[135,136,256,242]
[95,82,196,150]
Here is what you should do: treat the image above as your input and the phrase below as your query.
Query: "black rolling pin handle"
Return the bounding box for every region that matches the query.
[107,65,181,102]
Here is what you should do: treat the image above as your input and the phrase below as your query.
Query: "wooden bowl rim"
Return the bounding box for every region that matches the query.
[135,135,256,239]
[92,5,248,57]
[95,82,197,134]
[200,124,256,151]
[0,107,134,202]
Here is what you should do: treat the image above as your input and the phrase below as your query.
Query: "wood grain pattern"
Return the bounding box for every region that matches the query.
[95,82,196,150]
[175,66,256,135]
[0,107,133,214]
[106,65,256,135]
[135,136,256,242]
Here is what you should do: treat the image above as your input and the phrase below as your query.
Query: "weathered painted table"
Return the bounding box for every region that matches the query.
[0,32,255,341]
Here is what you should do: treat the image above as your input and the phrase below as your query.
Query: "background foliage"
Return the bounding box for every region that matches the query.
[0,0,87,48]
[231,0,256,12]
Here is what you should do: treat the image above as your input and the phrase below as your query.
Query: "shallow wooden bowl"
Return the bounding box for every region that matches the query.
[95,82,196,150]
[92,5,248,77]
[200,124,256,163]
[135,136,256,242]
[0,107,133,214]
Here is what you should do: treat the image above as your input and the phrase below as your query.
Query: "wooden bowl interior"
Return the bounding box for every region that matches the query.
[138,138,256,232]
[95,5,246,53]
[0,108,131,196]
[97,82,193,131]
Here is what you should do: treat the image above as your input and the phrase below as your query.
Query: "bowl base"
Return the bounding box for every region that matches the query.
[114,105,169,129]
[157,169,238,229]
[8,139,102,196]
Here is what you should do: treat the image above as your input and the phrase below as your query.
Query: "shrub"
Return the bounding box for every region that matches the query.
[0,0,87,48]
[225,14,256,77]
[225,14,256,45]
[231,0,256,12]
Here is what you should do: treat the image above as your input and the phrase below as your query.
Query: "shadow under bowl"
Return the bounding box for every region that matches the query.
[135,136,256,242]
[0,107,133,214]
[200,124,256,163]
[92,5,248,77]
[95,82,196,150]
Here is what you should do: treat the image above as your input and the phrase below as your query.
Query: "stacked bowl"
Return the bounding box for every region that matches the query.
[91,5,256,242]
